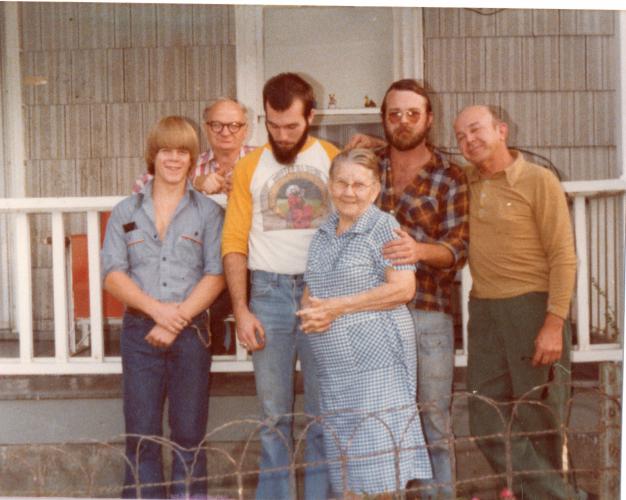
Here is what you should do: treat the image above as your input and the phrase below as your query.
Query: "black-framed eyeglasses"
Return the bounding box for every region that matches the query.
[206,121,246,134]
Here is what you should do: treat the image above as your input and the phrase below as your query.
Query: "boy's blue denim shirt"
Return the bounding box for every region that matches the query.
[101,179,224,303]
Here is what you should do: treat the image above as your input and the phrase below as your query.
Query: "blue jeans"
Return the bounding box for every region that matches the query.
[410,309,455,499]
[120,312,211,499]
[249,271,329,500]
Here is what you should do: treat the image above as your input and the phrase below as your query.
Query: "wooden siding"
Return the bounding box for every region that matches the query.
[19,3,235,333]
[424,8,618,182]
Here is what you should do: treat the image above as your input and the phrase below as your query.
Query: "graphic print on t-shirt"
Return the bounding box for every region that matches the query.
[260,164,329,231]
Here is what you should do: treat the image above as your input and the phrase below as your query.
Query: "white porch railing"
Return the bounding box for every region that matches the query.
[0,179,624,375]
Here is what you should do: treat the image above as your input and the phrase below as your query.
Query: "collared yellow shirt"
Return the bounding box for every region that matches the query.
[466,151,576,319]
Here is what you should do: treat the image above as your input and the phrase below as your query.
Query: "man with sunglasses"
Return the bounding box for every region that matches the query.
[133,98,254,355]
[348,79,469,499]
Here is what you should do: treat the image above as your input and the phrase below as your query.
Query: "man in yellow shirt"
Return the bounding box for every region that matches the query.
[454,105,582,499]
[222,73,339,500]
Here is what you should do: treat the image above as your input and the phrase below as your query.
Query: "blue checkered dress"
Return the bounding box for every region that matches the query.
[304,205,432,495]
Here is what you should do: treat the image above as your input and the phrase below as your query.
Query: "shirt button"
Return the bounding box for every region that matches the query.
[163,282,167,287]
[162,257,166,261]
[153,234,158,239]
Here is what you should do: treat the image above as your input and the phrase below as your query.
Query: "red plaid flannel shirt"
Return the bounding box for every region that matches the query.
[377,147,469,314]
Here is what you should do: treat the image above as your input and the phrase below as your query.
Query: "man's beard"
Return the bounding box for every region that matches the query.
[268,123,310,165]
[384,122,430,152]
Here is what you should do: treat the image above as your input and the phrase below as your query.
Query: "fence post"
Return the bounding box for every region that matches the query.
[599,362,621,499]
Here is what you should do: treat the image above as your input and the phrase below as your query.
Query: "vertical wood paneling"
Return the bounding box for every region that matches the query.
[78,3,115,49]
[533,10,560,35]
[496,9,533,36]
[39,2,78,50]
[123,48,150,102]
[569,147,611,180]
[114,4,131,48]
[424,38,465,92]
[573,92,595,145]
[459,8,496,37]
[129,4,157,48]
[186,47,221,101]
[156,4,192,47]
[464,38,485,91]
[65,104,91,159]
[191,4,235,45]
[220,45,237,98]
[114,157,145,195]
[100,158,120,195]
[429,93,457,148]
[484,38,523,91]
[142,102,181,142]
[178,101,204,130]
[31,213,51,268]
[29,106,66,160]
[89,104,108,158]
[76,160,103,196]
[523,37,560,91]
[422,8,440,38]
[586,36,614,91]
[149,47,186,101]
[559,10,578,35]
[71,49,109,103]
[559,36,586,90]
[593,91,615,146]
[108,49,125,103]
[25,161,42,197]
[536,92,575,146]
[31,51,72,105]
[107,103,143,158]
[21,52,36,106]
[576,10,614,36]
[530,147,571,180]
[20,2,42,50]
[39,160,77,196]
[499,92,537,147]
[438,9,460,38]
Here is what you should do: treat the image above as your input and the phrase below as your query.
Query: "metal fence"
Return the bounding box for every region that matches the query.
[0,385,620,499]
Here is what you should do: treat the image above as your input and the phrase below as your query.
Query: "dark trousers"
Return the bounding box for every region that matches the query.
[467,292,576,499]
[120,313,211,499]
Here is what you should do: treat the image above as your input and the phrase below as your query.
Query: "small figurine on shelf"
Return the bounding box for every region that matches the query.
[328,93,337,109]
[364,95,377,108]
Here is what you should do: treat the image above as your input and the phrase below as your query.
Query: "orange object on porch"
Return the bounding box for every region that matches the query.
[70,212,124,320]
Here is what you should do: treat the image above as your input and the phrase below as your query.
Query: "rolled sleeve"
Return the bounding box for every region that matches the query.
[438,177,470,269]
[202,202,224,275]
[100,204,130,281]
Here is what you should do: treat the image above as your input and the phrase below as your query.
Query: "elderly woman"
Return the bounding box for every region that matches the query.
[297,148,432,497]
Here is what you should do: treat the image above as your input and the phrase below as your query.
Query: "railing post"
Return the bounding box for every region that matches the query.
[573,196,590,352]
[14,212,33,363]
[51,212,69,362]
[87,211,104,361]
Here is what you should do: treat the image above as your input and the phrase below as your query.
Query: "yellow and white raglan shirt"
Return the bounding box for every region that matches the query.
[222,136,339,275]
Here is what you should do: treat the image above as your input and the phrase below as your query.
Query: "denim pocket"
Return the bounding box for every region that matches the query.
[250,274,274,298]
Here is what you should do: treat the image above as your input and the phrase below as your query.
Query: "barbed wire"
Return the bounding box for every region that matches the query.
[0,384,620,499]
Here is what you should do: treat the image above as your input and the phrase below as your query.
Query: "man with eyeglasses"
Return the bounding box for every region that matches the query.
[133,98,254,208]
[223,72,338,500]
[132,98,254,355]
[348,79,469,499]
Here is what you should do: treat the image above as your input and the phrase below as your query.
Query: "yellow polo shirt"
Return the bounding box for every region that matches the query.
[466,151,576,319]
